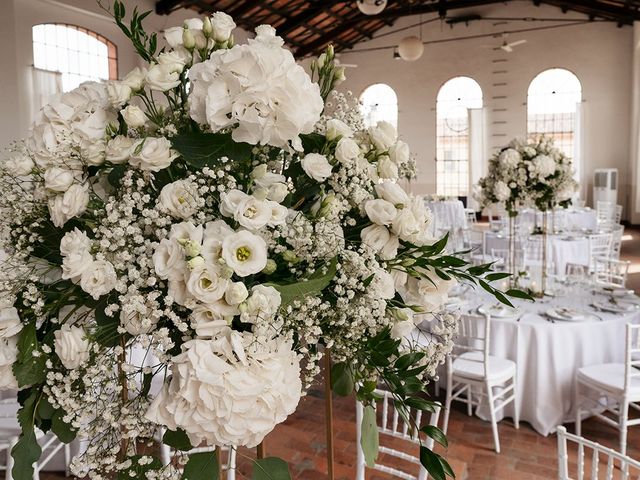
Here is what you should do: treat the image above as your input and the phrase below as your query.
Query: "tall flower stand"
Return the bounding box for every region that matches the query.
[507,213,518,286]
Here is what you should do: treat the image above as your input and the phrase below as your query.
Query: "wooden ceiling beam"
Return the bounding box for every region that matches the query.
[277,0,346,35]
[540,0,637,23]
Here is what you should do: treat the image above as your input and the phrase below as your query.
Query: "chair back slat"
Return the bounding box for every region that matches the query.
[593,257,630,288]
[626,324,640,392]
[450,314,491,379]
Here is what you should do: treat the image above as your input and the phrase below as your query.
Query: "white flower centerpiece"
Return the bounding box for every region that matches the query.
[0,3,527,479]
[477,136,577,291]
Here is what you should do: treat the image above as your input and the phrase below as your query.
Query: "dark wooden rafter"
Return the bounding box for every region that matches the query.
[156,0,640,57]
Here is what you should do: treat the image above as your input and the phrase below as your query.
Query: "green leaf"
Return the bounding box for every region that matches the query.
[170,133,253,169]
[51,409,76,443]
[252,457,291,480]
[163,428,193,451]
[94,313,121,347]
[299,133,327,153]
[11,391,41,480]
[182,451,219,480]
[36,397,54,420]
[395,352,425,371]
[13,322,46,387]
[330,362,354,396]
[484,272,511,282]
[108,164,127,188]
[505,288,534,300]
[420,447,447,480]
[405,397,438,413]
[267,258,337,307]
[421,425,448,448]
[360,405,379,467]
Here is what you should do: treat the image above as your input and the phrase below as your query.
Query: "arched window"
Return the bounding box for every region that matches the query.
[436,76,483,197]
[32,24,118,92]
[527,68,582,161]
[360,83,398,130]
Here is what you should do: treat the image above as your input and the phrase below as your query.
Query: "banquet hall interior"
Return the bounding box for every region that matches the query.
[2,0,640,479]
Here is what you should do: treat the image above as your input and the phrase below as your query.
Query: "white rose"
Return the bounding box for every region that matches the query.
[267,183,288,203]
[0,306,22,338]
[400,268,456,313]
[391,319,415,340]
[326,119,353,140]
[80,138,107,166]
[60,228,91,256]
[107,81,132,108]
[157,50,190,73]
[334,137,360,164]
[145,64,181,91]
[5,154,34,176]
[48,183,90,227]
[106,135,135,164]
[241,285,281,323]
[186,263,229,304]
[220,189,249,218]
[221,230,268,277]
[210,11,236,42]
[164,26,185,49]
[368,121,397,150]
[380,234,400,260]
[80,260,117,300]
[301,153,332,182]
[159,180,200,220]
[364,199,397,226]
[361,224,390,251]
[44,167,75,192]
[389,141,410,164]
[62,251,94,283]
[130,137,178,172]
[153,238,185,281]
[0,337,18,390]
[371,268,395,300]
[121,105,147,128]
[392,209,421,241]
[225,282,249,305]
[54,325,90,370]
[122,67,147,91]
[375,182,409,206]
[377,156,399,180]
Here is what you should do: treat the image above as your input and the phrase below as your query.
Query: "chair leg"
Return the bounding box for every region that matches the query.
[575,382,582,437]
[466,385,473,417]
[486,381,501,454]
[443,377,453,435]
[64,443,71,477]
[619,400,629,456]
[512,375,520,430]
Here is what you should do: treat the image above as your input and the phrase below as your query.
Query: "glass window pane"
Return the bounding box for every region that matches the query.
[359,83,398,130]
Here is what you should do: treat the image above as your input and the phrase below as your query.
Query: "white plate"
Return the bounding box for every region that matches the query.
[596,286,636,297]
[545,307,592,322]
[478,304,518,318]
[449,284,469,297]
[592,300,640,314]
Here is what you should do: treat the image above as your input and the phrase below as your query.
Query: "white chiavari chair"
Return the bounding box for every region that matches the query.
[355,388,441,480]
[557,425,640,480]
[592,257,630,288]
[597,201,614,227]
[490,248,509,272]
[615,204,624,224]
[610,225,625,260]
[442,313,518,453]
[464,208,477,228]
[160,435,237,480]
[588,233,612,273]
[576,324,640,455]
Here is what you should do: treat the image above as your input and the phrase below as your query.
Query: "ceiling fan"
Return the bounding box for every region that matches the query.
[334,56,358,68]
[496,34,527,53]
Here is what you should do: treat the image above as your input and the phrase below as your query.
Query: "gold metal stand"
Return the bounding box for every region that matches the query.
[324,348,335,480]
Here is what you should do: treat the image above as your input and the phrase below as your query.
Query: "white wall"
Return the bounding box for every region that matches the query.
[338,1,633,216]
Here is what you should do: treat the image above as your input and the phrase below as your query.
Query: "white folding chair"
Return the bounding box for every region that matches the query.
[442,313,518,453]
[592,257,630,288]
[160,432,237,479]
[557,425,640,480]
[587,233,612,273]
[576,323,640,455]
[356,388,441,480]
[610,225,625,260]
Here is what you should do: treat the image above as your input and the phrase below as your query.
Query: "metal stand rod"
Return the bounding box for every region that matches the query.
[324,349,335,480]
[542,212,548,296]
[257,442,265,459]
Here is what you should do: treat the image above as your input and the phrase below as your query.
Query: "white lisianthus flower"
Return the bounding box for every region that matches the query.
[80,138,107,166]
[221,230,268,277]
[80,259,117,300]
[225,282,249,305]
[153,238,186,280]
[202,220,234,264]
[266,183,288,203]
[130,138,179,172]
[375,181,409,206]
[267,202,288,226]
[190,302,236,338]
[210,11,236,42]
[122,67,147,91]
[498,148,521,170]
[364,199,397,226]
[54,325,90,370]
[0,306,22,338]
[391,318,415,340]
[5,154,34,176]
[0,337,18,390]
[146,63,181,91]
[241,285,281,323]
[106,81,132,108]
[145,333,302,448]
[326,119,353,140]
[234,196,272,230]
[377,156,399,180]
[159,180,200,220]
[121,105,147,128]
[389,141,410,164]
[164,26,186,49]
[334,137,360,164]
[186,263,229,304]
[105,135,135,164]
[399,267,457,313]
[494,181,511,202]
[60,228,91,256]
[368,121,397,151]
[392,208,421,241]
[370,268,395,300]
[157,50,190,73]
[361,224,390,251]
[62,251,94,284]
[381,234,400,260]
[301,153,332,182]
[220,190,249,218]
[48,183,90,227]
[44,167,76,192]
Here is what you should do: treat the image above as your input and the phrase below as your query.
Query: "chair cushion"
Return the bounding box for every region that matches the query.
[577,363,640,396]
[452,351,516,382]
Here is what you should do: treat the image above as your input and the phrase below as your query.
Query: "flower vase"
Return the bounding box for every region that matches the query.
[539,211,549,298]
[508,213,518,287]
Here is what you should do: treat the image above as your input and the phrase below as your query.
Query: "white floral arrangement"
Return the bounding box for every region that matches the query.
[477,136,578,215]
[0,3,524,479]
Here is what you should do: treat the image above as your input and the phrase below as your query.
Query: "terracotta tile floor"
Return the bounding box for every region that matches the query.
[39,226,640,480]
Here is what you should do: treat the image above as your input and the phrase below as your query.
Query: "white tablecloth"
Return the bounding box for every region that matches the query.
[519,208,598,232]
[449,288,640,436]
[425,200,466,232]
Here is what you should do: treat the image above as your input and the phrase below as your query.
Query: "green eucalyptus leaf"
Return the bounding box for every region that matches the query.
[182,451,219,480]
[419,447,449,480]
[170,133,253,169]
[252,457,291,480]
[267,257,337,307]
[163,428,193,451]
[421,425,448,448]
[360,404,379,467]
[330,362,354,396]
[505,288,535,300]
[395,352,425,371]
[13,323,46,387]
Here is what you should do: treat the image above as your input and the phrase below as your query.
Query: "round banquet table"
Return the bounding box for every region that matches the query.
[483,232,591,276]
[445,287,640,436]
[518,208,598,232]
[425,200,466,232]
